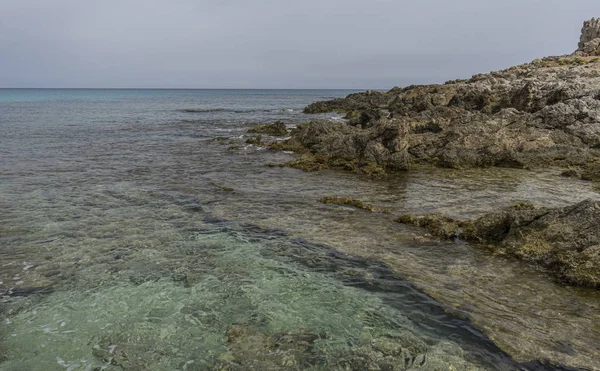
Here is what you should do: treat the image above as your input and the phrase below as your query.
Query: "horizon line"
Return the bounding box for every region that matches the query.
[0,87,382,91]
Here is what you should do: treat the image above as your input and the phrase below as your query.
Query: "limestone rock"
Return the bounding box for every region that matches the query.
[292,55,600,173]
[396,200,600,287]
[248,121,289,136]
[274,19,600,175]
[576,17,600,56]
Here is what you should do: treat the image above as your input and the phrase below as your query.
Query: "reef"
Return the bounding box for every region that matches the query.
[395,200,600,287]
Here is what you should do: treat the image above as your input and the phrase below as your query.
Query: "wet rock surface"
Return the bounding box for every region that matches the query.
[318,196,392,214]
[396,200,600,287]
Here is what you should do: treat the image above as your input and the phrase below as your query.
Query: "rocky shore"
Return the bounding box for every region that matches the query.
[295,53,600,175]
[257,19,600,178]
[250,19,600,288]
[396,200,600,287]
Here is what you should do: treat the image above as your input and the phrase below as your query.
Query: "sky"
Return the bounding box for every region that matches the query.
[1,0,600,89]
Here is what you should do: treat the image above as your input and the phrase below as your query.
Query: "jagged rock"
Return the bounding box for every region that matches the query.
[248,121,289,136]
[346,108,386,128]
[396,200,600,287]
[304,90,393,113]
[290,57,600,173]
[277,118,412,174]
[245,135,263,145]
[268,19,600,175]
[576,18,600,56]
[582,161,600,181]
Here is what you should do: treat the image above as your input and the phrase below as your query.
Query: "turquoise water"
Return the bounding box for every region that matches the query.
[1,89,599,370]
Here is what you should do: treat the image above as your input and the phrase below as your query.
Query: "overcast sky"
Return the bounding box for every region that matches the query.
[1,0,599,89]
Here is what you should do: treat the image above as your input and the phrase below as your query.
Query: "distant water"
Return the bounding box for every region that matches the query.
[1,89,600,370]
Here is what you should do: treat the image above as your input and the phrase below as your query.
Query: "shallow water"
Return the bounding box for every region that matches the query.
[1,89,599,370]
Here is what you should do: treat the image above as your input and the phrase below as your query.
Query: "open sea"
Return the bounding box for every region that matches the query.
[1,89,600,370]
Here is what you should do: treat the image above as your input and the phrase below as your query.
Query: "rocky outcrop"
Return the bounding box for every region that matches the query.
[285,20,600,176]
[304,89,394,113]
[248,121,289,136]
[396,200,600,287]
[286,57,600,174]
[576,18,600,56]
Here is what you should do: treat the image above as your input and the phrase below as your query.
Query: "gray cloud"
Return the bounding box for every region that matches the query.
[1,0,599,88]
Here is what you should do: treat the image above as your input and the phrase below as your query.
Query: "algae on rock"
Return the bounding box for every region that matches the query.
[319,196,392,214]
[248,121,289,136]
[396,200,600,288]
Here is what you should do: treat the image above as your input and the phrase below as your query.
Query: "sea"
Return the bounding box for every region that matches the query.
[1,89,600,370]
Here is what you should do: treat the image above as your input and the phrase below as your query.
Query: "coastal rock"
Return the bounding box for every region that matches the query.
[289,22,600,175]
[582,161,600,180]
[273,118,412,175]
[248,121,289,136]
[292,57,600,172]
[245,135,263,146]
[576,18,600,56]
[396,200,600,287]
[304,89,393,114]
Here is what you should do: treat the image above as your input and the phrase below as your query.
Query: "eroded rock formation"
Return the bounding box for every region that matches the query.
[576,17,600,56]
[395,200,600,288]
[283,19,600,176]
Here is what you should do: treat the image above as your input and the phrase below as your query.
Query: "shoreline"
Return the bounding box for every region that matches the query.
[245,28,600,291]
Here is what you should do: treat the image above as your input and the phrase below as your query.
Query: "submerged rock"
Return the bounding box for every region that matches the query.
[213,325,482,371]
[1,286,53,297]
[245,135,263,146]
[248,121,289,136]
[396,200,600,287]
[213,324,324,370]
[318,196,392,214]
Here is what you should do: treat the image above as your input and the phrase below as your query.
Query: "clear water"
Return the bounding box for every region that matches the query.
[1,89,599,370]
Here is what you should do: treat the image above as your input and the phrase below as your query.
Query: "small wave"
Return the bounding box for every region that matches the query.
[181,108,297,114]
[243,144,266,151]
[182,108,229,113]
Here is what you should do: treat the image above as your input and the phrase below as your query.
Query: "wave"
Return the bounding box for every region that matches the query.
[182,108,229,113]
[181,108,297,114]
